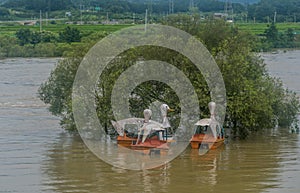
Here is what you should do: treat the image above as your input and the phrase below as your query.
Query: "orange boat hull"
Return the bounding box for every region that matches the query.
[117,135,136,148]
[190,134,225,149]
[117,134,169,150]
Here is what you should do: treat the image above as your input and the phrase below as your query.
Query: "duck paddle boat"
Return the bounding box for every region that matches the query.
[190,102,225,150]
[112,104,174,150]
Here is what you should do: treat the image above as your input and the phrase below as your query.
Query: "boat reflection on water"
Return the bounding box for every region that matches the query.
[42,132,173,193]
[190,146,225,186]
[42,127,299,193]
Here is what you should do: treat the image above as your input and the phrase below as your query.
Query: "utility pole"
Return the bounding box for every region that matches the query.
[133,12,135,24]
[145,9,148,32]
[40,10,42,32]
[189,0,194,10]
[230,1,233,21]
[274,11,277,23]
[46,12,48,26]
[224,0,233,21]
[48,0,51,25]
[148,0,153,17]
[169,0,174,14]
[245,0,248,23]
[80,4,83,25]
[106,12,109,24]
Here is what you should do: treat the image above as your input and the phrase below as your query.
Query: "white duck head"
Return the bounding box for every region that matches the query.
[143,109,152,123]
[160,104,174,128]
[208,101,216,120]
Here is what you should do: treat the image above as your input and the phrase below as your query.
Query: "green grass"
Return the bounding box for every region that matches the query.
[1,22,299,38]
[0,23,133,37]
[236,22,300,35]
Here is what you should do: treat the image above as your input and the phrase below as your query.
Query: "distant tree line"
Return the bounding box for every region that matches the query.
[248,0,300,23]
[1,0,236,14]
[1,0,300,23]
[2,0,74,12]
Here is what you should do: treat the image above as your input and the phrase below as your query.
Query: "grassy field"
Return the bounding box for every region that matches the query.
[236,22,300,35]
[1,22,299,37]
[0,22,299,57]
[0,23,133,36]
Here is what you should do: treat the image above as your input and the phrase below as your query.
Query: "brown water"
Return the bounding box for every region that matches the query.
[0,55,299,193]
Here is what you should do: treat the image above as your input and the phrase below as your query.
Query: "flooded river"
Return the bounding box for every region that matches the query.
[0,53,299,193]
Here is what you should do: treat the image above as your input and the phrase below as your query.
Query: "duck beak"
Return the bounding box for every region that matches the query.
[168,108,175,112]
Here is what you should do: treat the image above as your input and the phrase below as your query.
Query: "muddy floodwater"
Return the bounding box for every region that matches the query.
[0,53,299,193]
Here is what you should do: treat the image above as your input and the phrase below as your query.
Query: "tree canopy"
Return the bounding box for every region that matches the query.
[3,0,74,12]
[59,26,81,43]
[39,16,300,139]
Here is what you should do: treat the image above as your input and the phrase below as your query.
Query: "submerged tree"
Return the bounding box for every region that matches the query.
[262,23,296,50]
[59,26,81,43]
[39,16,299,139]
